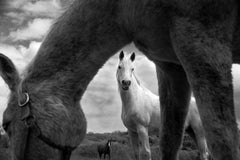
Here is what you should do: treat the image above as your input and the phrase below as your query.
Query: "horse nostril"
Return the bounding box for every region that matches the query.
[122,80,131,86]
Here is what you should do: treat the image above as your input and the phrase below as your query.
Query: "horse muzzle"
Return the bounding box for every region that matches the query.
[121,80,131,90]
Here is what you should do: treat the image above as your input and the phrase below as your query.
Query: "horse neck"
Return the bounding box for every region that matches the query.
[21,0,130,101]
[119,73,141,108]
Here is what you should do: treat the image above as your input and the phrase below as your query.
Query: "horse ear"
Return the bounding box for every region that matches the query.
[0,53,20,91]
[119,51,124,60]
[130,52,135,61]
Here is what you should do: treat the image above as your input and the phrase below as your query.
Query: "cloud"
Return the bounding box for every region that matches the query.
[0,41,41,71]
[4,11,26,25]
[0,0,8,15]
[9,18,53,41]
[20,41,41,61]
[8,0,28,9]
[22,0,62,18]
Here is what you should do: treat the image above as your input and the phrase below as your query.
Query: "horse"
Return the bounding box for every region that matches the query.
[116,51,209,160]
[0,51,86,160]
[1,0,240,160]
[97,140,112,159]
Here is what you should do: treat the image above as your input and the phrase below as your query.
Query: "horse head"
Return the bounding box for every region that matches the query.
[116,51,135,91]
[0,53,62,160]
[0,53,86,160]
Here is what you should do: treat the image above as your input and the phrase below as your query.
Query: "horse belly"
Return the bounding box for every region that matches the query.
[147,97,161,134]
[133,4,180,64]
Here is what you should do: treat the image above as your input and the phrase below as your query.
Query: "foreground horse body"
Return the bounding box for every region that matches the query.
[0,0,240,160]
[117,51,208,160]
[97,140,112,159]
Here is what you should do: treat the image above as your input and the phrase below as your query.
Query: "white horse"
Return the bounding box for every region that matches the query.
[116,51,209,160]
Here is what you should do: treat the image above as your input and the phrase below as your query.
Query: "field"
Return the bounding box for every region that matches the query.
[1,130,239,160]
[70,131,201,160]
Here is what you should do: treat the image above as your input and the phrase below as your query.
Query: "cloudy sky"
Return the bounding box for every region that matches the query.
[0,0,239,133]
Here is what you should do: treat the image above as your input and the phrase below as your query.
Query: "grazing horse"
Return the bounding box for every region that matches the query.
[97,140,112,159]
[0,0,240,160]
[117,51,209,160]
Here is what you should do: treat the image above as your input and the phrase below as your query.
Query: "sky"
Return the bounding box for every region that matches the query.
[0,0,239,133]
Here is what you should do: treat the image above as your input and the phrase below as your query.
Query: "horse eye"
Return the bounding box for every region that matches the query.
[118,66,121,69]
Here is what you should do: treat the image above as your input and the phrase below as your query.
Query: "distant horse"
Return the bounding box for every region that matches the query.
[116,51,209,160]
[1,0,240,160]
[97,140,112,159]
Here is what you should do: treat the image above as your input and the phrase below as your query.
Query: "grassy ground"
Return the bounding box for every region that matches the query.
[70,131,201,160]
[1,130,239,160]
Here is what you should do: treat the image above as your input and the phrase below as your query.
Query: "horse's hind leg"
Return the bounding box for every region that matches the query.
[128,130,140,160]
[170,16,240,160]
[156,62,191,160]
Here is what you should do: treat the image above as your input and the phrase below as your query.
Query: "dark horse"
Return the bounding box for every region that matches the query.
[0,0,240,160]
[97,140,112,159]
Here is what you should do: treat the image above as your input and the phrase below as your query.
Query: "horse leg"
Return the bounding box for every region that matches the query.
[191,123,209,160]
[170,16,240,160]
[156,62,191,160]
[128,130,140,160]
[60,150,72,160]
[187,105,209,160]
[137,126,151,160]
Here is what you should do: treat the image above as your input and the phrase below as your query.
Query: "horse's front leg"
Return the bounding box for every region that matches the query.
[170,16,240,160]
[137,125,151,160]
[156,62,191,160]
[128,130,140,160]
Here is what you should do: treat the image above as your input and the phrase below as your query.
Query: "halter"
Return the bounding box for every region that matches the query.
[18,92,75,160]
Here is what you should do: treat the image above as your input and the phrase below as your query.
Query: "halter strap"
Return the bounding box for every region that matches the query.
[18,92,30,107]
[18,92,74,160]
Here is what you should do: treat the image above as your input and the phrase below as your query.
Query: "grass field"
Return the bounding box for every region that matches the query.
[70,131,201,160]
[1,130,239,160]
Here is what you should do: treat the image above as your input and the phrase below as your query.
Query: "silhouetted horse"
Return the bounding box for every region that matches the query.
[97,140,112,159]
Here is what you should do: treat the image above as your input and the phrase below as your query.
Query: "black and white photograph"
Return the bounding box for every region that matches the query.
[0,0,239,160]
